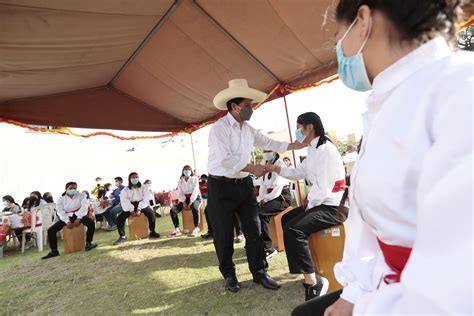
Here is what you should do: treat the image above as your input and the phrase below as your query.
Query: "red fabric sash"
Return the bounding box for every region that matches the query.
[377,238,412,284]
[332,179,346,192]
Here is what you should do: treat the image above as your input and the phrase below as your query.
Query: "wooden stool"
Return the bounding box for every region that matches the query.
[268,207,294,252]
[128,213,149,240]
[308,224,346,293]
[63,224,85,254]
[182,205,204,234]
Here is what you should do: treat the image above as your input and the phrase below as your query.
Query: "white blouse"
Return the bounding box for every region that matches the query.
[334,37,472,314]
[177,176,200,203]
[257,159,289,203]
[120,185,152,212]
[279,137,345,209]
[56,193,88,223]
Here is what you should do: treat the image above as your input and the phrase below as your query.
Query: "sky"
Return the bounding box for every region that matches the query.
[0,79,369,202]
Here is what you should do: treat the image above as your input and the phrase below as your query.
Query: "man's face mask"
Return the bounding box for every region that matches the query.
[236,105,253,121]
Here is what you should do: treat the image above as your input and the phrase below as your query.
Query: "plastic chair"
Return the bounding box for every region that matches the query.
[40,203,56,246]
[21,207,43,253]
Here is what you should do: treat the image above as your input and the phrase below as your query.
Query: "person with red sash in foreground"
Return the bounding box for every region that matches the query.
[168,165,201,237]
[266,112,347,301]
[291,0,473,315]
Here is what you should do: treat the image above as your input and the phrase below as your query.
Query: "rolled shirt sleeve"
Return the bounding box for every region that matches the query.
[56,196,70,224]
[75,193,89,219]
[190,177,200,203]
[138,186,151,210]
[120,188,134,212]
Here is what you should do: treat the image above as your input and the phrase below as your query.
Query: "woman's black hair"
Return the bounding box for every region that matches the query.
[82,190,90,199]
[226,97,245,112]
[21,197,30,208]
[128,172,141,189]
[104,183,112,191]
[200,174,208,180]
[296,112,329,148]
[2,195,14,204]
[62,182,78,196]
[43,192,54,203]
[181,165,194,178]
[28,191,42,210]
[335,0,464,42]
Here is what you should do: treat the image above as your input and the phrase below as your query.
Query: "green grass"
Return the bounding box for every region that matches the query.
[0,212,305,315]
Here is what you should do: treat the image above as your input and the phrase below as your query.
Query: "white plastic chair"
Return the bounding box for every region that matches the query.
[21,207,43,253]
[40,203,56,246]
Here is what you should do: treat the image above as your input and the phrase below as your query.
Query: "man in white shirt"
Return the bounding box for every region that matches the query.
[207,79,306,293]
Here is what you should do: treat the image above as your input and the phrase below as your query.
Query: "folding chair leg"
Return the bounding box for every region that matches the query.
[37,231,43,252]
[21,234,26,254]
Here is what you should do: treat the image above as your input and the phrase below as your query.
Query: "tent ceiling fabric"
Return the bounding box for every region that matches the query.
[0,0,337,132]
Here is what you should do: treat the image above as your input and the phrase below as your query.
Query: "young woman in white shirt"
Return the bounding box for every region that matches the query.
[113,172,160,245]
[42,182,97,259]
[266,112,346,301]
[257,151,291,259]
[169,165,201,237]
[292,1,472,315]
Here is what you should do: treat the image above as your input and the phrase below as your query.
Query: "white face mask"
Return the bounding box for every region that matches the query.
[263,152,274,161]
[2,201,8,206]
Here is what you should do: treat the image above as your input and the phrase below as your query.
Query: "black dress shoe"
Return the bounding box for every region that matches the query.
[85,243,97,251]
[113,237,127,245]
[201,233,213,239]
[149,232,161,238]
[41,251,59,260]
[224,276,241,293]
[253,274,281,290]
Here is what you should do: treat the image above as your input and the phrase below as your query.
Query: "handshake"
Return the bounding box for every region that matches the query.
[247,162,281,177]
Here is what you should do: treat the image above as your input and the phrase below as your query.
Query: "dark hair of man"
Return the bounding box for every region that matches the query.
[226,97,245,112]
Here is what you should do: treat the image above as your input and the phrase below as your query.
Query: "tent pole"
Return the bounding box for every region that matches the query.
[190,133,197,171]
[283,93,303,206]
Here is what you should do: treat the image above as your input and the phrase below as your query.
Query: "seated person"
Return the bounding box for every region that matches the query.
[266,112,346,301]
[257,151,291,259]
[113,172,160,245]
[2,195,21,213]
[42,192,54,204]
[42,182,97,259]
[169,165,201,237]
[102,177,125,231]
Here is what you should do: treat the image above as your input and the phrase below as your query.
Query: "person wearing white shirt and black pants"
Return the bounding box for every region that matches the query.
[42,182,97,259]
[267,112,347,301]
[207,79,306,293]
[257,152,291,259]
[292,1,473,316]
[169,165,201,237]
[113,172,160,245]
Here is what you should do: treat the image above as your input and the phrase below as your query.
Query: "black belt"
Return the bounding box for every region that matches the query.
[209,175,248,183]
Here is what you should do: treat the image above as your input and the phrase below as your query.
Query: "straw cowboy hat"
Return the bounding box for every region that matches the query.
[213,79,267,110]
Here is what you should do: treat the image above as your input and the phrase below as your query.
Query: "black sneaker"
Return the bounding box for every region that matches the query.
[265,247,278,260]
[113,237,127,245]
[303,275,329,301]
[85,243,98,251]
[149,232,161,239]
[224,276,240,293]
[201,232,213,239]
[41,251,59,260]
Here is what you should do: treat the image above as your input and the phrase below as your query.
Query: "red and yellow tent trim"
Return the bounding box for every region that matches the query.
[0,75,339,141]
[458,15,474,31]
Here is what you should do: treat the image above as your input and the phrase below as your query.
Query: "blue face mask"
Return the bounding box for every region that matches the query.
[183,170,192,177]
[295,128,306,143]
[131,178,139,185]
[336,17,372,92]
[67,189,77,196]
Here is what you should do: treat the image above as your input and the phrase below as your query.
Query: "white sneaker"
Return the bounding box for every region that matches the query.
[191,227,200,236]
